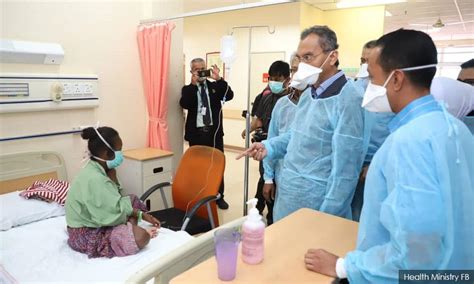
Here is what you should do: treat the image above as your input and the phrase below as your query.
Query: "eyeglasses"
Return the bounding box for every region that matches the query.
[296,51,327,64]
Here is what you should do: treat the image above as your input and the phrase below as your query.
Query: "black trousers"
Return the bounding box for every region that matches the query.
[188,130,225,198]
[255,160,274,225]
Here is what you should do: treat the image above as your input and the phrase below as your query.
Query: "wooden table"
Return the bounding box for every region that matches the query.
[171,208,359,284]
[122,147,173,161]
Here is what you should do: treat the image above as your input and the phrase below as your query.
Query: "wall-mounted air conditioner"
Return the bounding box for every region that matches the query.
[0,39,64,65]
[0,74,99,113]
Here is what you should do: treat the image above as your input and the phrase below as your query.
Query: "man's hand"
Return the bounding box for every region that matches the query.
[210,64,221,81]
[236,142,267,161]
[143,213,161,228]
[262,183,275,201]
[304,249,338,277]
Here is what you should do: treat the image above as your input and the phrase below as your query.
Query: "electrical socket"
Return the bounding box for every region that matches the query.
[73,83,82,95]
[83,83,93,94]
[63,83,73,95]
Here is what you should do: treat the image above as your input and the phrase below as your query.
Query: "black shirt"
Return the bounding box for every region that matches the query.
[254,89,288,133]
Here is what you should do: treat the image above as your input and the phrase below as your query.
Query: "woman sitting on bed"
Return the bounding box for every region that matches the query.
[65,126,161,258]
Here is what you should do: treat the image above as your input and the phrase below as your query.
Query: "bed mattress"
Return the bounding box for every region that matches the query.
[0,216,193,283]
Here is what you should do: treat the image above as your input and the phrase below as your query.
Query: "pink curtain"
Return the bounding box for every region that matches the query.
[137,22,175,150]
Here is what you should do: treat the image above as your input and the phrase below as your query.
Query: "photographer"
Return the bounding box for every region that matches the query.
[247,60,290,224]
[180,58,234,209]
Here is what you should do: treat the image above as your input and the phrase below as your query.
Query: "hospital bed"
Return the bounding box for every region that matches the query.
[0,151,245,284]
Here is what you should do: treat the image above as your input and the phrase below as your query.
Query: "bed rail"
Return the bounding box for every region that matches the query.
[126,216,246,284]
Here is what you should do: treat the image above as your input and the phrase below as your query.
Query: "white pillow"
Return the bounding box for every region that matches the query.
[0,191,65,231]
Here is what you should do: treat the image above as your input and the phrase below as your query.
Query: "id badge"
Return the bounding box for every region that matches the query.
[201,106,207,116]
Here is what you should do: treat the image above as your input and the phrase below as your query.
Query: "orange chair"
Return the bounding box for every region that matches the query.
[140,145,224,235]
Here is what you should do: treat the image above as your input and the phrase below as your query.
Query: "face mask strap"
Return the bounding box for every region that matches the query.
[400,63,437,72]
[319,50,334,69]
[92,155,108,162]
[382,71,396,88]
[93,128,114,152]
[381,64,437,88]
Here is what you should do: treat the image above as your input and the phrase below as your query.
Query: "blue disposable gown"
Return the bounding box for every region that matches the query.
[364,112,394,163]
[354,77,394,163]
[263,96,299,212]
[263,96,298,181]
[262,80,366,221]
[345,95,474,283]
[464,116,474,135]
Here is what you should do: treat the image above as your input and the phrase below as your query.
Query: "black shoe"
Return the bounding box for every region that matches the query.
[216,198,229,210]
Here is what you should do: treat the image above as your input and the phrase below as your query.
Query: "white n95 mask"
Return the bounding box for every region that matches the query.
[289,51,334,90]
[362,81,393,112]
[362,63,437,113]
[290,62,322,90]
[356,63,369,78]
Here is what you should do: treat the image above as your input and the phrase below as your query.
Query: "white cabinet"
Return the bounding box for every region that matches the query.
[117,148,173,211]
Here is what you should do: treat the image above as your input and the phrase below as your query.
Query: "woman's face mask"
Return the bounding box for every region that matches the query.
[93,151,124,169]
[106,151,124,169]
[362,63,437,113]
[92,128,124,169]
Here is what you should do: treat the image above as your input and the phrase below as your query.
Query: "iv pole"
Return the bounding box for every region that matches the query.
[229,25,275,216]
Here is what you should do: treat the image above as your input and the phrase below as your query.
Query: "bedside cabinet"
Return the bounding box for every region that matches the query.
[117,147,174,211]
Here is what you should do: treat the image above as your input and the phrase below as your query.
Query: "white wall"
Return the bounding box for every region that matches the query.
[183,2,301,148]
[0,0,184,179]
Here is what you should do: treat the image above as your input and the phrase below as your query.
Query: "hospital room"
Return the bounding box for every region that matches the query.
[1,0,473,283]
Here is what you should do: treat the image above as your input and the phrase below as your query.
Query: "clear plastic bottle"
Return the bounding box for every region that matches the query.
[241,198,265,264]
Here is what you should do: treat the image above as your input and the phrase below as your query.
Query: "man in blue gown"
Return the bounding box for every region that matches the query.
[238,25,366,222]
[303,29,474,283]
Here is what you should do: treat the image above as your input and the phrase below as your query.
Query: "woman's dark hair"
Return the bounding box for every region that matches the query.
[81,126,119,158]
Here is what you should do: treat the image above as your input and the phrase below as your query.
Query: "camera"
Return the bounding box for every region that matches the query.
[197,69,211,78]
[251,128,268,143]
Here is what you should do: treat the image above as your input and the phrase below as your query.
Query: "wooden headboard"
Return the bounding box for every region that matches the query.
[0,152,67,195]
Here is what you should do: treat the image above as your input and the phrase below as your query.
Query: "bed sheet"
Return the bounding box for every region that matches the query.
[0,216,193,283]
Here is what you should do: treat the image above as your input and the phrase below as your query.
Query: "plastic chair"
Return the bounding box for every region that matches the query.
[140,145,224,235]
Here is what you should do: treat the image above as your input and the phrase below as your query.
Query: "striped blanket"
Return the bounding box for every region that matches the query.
[19,179,69,206]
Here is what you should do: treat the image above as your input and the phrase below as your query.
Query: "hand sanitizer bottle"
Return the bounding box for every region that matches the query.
[241,198,265,264]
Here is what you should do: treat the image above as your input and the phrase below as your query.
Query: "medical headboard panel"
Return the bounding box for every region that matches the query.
[0,151,67,194]
[0,73,99,113]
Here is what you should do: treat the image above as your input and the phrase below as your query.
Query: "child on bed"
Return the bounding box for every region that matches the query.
[65,126,161,258]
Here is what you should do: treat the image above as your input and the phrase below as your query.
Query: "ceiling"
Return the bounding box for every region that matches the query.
[384,0,474,41]
[183,0,269,13]
[182,0,474,40]
[305,0,474,40]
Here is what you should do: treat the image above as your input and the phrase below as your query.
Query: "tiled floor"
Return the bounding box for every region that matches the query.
[184,144,263,225]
